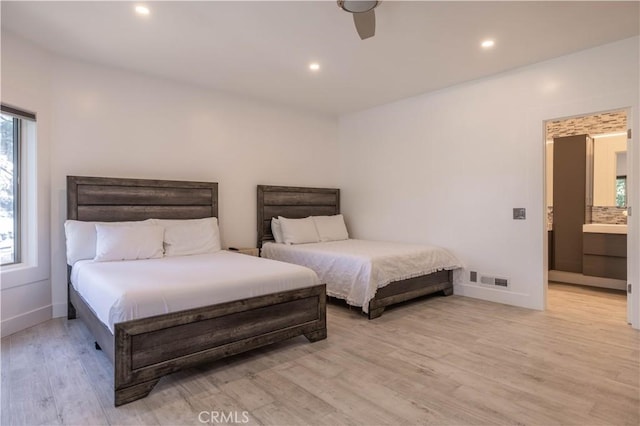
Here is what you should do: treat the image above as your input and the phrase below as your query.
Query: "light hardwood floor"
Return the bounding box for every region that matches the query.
[2,283,638,425]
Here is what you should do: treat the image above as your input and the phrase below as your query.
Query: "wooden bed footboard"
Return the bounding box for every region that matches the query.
[367,270,453,319]
[69,283,326,406]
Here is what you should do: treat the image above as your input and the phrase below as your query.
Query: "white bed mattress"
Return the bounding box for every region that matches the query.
[70,250,320,333]
[261,239,462,313]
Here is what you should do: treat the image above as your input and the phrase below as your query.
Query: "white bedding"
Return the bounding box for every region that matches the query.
[261,239,462,313]
[70,251,320,333]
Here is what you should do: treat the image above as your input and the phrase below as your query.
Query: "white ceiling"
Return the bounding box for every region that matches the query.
[2,1,639,115]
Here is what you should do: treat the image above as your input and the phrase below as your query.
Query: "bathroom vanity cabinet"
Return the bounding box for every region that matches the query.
[582,231,627,280]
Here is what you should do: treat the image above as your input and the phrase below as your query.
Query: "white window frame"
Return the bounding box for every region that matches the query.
[0,105,39,282]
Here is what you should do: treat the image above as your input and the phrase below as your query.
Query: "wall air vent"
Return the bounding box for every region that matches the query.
[480,275,494,285]
[478,274,510,289]
[494,278,509,287]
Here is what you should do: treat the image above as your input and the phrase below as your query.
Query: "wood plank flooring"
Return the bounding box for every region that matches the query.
[2,283,638,425]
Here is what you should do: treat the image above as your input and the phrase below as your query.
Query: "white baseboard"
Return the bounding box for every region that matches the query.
[1,305,52,338]
[52,302,68,318]
[548,270,626,291]
[454,283,539,310]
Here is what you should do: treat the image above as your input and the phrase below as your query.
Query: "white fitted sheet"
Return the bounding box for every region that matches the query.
[261,239,462,313]
[71,251,320,333]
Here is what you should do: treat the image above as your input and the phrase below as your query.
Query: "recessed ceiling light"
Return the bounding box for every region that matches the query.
[135,5,150,16]
[481,39,495,49]
[309,63,320,71]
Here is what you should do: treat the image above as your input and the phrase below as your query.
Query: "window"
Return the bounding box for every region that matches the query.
[0,113,19,265]
[0,105,36,266]
[616,175,627,208]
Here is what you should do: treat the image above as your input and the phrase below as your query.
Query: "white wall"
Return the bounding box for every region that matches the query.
[1,33,340,331]
[1,34,52,337]
[339,37,639,322]
[546,142,553,207]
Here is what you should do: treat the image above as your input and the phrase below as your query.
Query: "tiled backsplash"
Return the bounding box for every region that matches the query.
[591,206,628,224]
[546,110,627,139]
[547,205,627,229]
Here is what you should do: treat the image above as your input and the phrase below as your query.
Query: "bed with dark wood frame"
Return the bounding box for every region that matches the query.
[67,176,326,406]
[257,185,453,319]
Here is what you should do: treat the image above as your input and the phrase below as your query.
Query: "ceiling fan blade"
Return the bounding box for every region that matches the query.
[353,10,375,40]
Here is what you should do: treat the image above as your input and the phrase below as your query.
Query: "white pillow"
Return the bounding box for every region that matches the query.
[94,223,164,262]
[278,216,320,245]
[312,214,349,242]
[65,220,101,265]
[271,218,284,243]
[64,219,151,265]
[149,217,221,256]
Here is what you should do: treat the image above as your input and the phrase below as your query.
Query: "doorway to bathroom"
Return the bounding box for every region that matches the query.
[544,109,630,323]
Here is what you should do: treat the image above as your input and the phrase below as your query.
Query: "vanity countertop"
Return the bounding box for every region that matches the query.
[582,223,627,234]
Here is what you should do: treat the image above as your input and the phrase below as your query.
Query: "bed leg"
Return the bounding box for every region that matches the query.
[68,301,77,320]
[67,267,76,320]
[304,328,327,342]
[115,379,160,407]
[368,307,385,319]
[442,287,454,296]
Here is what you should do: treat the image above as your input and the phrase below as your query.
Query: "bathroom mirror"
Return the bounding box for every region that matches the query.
[593,134,627,207]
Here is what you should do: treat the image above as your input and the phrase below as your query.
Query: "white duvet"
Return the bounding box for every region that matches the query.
[261,239,462,313]
[70,251,320,333]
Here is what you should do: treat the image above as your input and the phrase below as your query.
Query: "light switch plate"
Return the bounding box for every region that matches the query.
[513,208,526,220]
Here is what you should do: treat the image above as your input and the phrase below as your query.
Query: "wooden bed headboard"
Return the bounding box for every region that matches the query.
[257,185,340,247]
[67,176,218,222]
